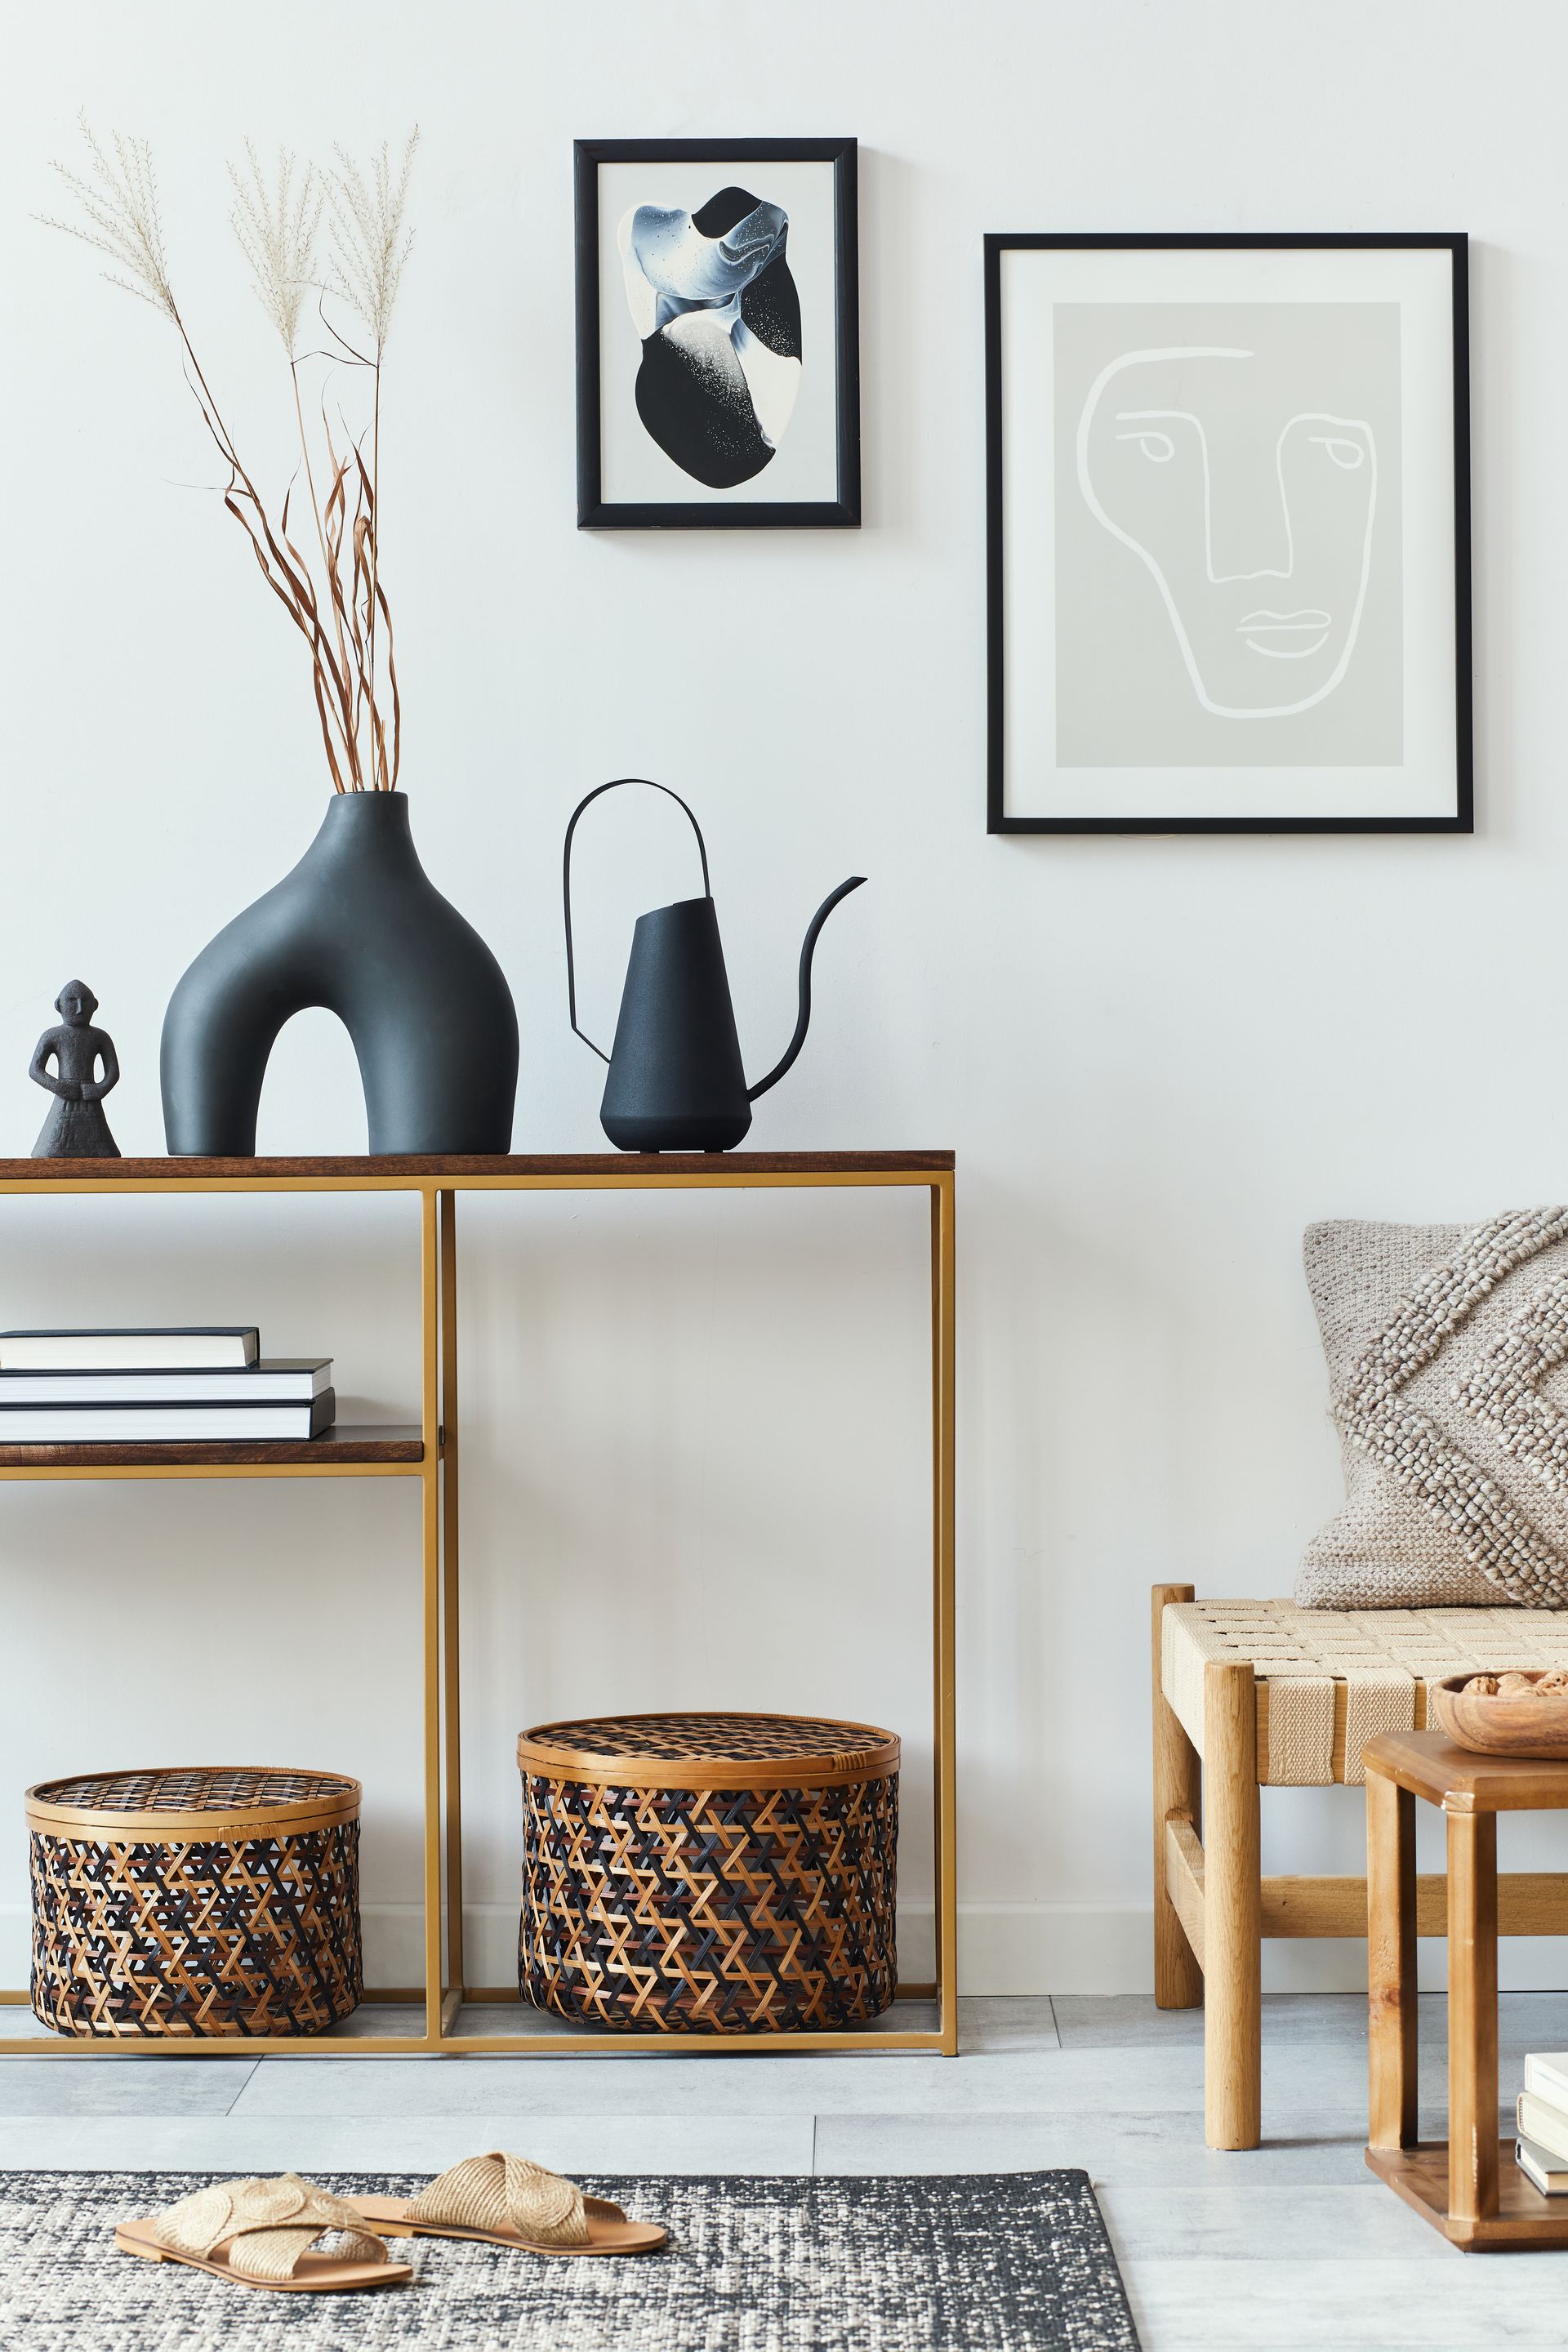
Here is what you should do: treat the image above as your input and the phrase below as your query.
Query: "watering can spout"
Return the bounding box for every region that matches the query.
[746,876,866,1102]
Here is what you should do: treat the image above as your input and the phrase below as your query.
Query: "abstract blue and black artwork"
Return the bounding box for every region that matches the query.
[577,139,859,529]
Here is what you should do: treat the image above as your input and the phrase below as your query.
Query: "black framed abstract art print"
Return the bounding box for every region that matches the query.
[575,138,860,529]
[985,234,1472,833]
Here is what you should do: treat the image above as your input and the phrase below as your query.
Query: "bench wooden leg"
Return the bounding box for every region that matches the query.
[1152,1582,1203,2008]
[1205,1655,1261,2149]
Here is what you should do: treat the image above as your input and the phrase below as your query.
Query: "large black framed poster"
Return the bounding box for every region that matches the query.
[985,234,1472,834]
[575,137,860,529]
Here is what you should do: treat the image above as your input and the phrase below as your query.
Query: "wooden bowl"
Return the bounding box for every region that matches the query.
[1433,1672,1568,1760]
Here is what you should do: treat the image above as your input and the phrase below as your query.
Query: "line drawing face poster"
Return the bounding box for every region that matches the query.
[988,242,1468,831]
[1054,303,1403,768]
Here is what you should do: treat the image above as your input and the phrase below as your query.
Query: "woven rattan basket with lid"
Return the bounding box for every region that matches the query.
[27,1766,362,2038]
[517,1710,899,2034]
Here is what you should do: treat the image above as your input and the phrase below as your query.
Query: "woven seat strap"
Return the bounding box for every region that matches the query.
[408,2152,590,2245]
[150,2173,388,2282]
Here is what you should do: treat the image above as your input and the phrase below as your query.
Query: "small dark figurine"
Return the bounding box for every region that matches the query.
[29,982,121,1159]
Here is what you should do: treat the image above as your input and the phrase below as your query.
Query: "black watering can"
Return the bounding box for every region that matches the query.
[564,777,866,1152]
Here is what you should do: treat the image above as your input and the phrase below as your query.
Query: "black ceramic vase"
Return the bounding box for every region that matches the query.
[160,791,518,1156]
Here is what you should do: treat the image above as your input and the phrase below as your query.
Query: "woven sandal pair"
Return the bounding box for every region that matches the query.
[115,2153,666,2294]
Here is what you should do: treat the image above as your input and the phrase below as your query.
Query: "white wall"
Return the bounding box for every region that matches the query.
[2,0,1566,1997]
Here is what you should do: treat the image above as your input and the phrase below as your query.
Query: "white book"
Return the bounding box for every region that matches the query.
[1517,2087,1568,2166]
[0,1327,260,1370]
[1525,2051,1568,2108]
[0,1392,334,1443]
[1516,2133,1568,2195]
[0,1360,329,1405]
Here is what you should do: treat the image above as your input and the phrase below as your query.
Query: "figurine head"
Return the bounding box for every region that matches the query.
[55,981,97,1025]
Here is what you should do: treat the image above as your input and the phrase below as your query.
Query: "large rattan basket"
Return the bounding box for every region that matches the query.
[26,1766,362,2038]
[517,1710,899,2034]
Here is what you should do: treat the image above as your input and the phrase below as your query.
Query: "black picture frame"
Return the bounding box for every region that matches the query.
[575,137,861,530]
[984,233,1472,835]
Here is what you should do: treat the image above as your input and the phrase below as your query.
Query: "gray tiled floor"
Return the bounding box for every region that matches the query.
[7,1994,1568,2348]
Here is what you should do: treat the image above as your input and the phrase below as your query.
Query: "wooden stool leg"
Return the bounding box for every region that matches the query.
[1152,1582,1202,2009]
[1205,1656,1261,2149]
[1447,1809,1499,2225]
[1366,1770,1417,2150]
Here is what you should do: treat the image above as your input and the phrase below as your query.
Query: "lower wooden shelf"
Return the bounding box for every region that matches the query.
[1366,2140,1568,2249]
[0,1425,424,1475]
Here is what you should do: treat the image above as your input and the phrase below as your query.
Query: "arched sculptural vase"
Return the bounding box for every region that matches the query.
[160,792,519,1156]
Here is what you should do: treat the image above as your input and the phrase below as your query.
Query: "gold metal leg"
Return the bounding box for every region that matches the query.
[439,1188,466,2015]
[420,1187,443,2048]
[933,1174,958,2056]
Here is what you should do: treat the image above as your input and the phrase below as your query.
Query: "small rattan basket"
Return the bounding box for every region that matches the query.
[27,1766,362,2039]
[518,1710,899,2034]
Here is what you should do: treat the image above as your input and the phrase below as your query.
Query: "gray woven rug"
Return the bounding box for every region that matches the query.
[0,2170,1139,2350]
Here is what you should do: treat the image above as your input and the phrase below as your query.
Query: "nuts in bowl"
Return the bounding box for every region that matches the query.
[1434,1668,1568,1758]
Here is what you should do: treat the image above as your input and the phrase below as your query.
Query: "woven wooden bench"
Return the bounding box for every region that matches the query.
[1152,1583,1568,2149]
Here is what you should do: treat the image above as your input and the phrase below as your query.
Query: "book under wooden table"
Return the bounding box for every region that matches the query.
[1364,1729,1568,2249]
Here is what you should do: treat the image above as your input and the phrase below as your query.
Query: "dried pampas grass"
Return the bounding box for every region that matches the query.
[325,130,419,356]
[229,140,323,355]
[42,115,418,795]
[41,118,176,318]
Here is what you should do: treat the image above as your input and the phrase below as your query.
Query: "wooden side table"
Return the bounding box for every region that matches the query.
[1363,1730,1568,2250]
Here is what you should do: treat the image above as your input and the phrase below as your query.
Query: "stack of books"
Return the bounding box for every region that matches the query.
[1516,2052,1568,2193]
[0,1328,335,1443]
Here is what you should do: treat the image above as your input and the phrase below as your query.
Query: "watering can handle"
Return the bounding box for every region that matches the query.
[563,777,714,1062]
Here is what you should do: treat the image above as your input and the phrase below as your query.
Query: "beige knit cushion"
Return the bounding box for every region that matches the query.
[1298,1210,1568,1609]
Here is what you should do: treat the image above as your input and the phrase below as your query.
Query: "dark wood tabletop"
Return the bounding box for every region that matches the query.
[0,1151,954,1182]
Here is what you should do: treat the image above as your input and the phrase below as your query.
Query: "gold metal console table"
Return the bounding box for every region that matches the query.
[0,1151,957,2059]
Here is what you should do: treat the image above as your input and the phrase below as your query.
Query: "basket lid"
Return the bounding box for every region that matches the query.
[516,1710,900,1789]
[25,1766,361,1837]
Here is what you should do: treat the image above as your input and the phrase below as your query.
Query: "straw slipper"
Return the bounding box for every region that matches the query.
[346,2152,666,2256]
[115,2173,413,2293]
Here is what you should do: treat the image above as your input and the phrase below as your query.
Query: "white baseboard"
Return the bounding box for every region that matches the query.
[950,1908,1568,1994]
[362,1905,948,1993]
[354,1901,1153,1995]
[351,1900,1159,1995]
[8,1902,1567,2002]
[437,1902,1568,1997]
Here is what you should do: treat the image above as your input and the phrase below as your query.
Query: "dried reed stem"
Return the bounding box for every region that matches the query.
[41,118,417,794]
[324,130,417,768]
